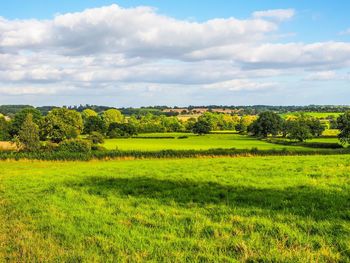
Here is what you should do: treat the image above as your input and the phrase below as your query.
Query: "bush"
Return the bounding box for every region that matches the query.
[41,141,59,152]
[192,119,212,135]
[91,145,107,151]
[58,139,91,153]
[88,132,104,144]
[108,123,137,138]
[177,135,188,139]
[1,147,350,161]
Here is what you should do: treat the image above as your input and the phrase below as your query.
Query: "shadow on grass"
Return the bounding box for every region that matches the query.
[66,176,350,221]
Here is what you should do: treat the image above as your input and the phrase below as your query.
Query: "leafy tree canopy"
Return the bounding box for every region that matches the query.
[41,108,83,143]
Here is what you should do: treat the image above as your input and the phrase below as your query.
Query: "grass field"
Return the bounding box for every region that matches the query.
[103,133,302,151]
[282,112,342,119]
[322,129,340,136]
[103,133,339,152]
[0,156,349,262]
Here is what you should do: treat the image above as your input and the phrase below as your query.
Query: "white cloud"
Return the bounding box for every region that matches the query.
[185,42,350,69]
[0,4,349,105]
[204,79,277,91]
[304,71,337,81]
[0,4,277,56]
[304,71,350,81]
[252,9,295,21]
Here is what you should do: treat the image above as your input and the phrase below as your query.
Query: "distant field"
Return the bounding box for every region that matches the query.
[282,112,342,119]
[322,129,339,136]
[1,131,341,153]
[177,114,200,121]
[103,133,338,152]
[0,141,17,151]
[1,156,349,262]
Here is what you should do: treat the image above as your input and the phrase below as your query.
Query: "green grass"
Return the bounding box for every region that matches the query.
[322,129,340,137]
[307,137,340,143]
[1,156,349,262]
[103,133,314,151]
[282,112,342,119]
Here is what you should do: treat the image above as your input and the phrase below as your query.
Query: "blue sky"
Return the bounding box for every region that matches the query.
[2,0,350,42]
[0,1,350,106]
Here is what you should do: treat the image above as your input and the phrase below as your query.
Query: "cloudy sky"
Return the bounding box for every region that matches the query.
[1,0,350,106]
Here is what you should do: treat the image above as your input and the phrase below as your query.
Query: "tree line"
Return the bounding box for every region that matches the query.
[1,107,350,152]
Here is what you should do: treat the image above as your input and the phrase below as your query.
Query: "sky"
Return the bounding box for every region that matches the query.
[0,1,350,107]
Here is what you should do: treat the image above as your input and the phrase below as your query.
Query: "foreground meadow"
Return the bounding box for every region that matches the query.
[1,156,349,262]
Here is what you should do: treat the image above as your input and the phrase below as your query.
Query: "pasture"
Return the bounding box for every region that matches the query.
[102,132,339,152]
[281,112,342,119]
[0,156,349,262]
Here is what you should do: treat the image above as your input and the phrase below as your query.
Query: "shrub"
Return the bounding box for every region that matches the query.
[58,139,91,153]
[88,132,105,144]
[108,122,137,138]
[177,135,188,139]
[91,145,107,151]
[41,141,59,152]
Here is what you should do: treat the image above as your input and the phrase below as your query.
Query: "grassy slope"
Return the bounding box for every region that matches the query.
[103,133,315,151]
[1,156,349,262]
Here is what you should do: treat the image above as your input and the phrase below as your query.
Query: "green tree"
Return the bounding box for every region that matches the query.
[192,119,212,135]
[160,116,184,132]
[185,117,197,132]
[337,111,350,145]
[306,118,325,137]
[287,120,312,142]
[249,111,283,137]
[81,109,98,120]
[18,114,41,151]
[236,115,256,134]
[108,123,137,138]
[10,108,42,136]
[83,116,107,134]
[0,116,10,141]
[102,109,124,127]
[41,108,83,143]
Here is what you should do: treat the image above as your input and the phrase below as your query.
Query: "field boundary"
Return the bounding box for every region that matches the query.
[1,147,350,161]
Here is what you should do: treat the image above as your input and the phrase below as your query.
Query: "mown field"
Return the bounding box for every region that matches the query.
[102,132,340,152]
[1,156,349,262]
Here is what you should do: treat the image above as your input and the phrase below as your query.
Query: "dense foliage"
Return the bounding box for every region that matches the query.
[17,114,41,152]
[41,108,83,143]
[0,116,10,141]
[0,106,348,153]
[337,111,350,145]
[249,111,283,137]
[58,139,92,153]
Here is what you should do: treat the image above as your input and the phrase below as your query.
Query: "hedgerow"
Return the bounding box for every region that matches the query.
[0,147,349,161]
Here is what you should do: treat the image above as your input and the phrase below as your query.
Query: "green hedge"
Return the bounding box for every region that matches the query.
[265,138,343,149]
[0,148,349,161]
